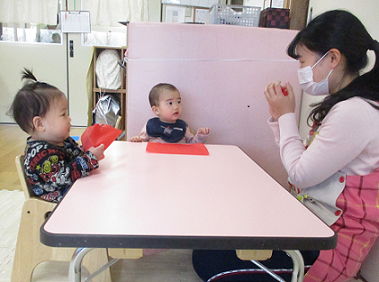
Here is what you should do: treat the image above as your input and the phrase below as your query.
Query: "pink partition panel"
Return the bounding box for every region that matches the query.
[127,23,301,187]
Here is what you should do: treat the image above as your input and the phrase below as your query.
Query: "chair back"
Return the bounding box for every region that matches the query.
[15,155,33,199]
[12,154,112,282]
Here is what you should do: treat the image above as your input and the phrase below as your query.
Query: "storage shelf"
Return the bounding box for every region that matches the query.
[92,47,127,134]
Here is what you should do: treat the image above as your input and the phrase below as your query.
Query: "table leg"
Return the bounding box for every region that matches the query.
[252,250,304,282]
[284,250,304,282]
[69,248,94,282]
[250,260,286,282]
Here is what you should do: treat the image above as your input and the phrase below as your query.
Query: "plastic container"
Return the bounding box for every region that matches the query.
[206,4,261,27]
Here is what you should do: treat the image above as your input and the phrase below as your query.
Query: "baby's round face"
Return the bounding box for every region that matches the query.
[37,96,71,146]
[154,89,182,123]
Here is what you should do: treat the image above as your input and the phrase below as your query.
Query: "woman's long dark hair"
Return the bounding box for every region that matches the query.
[287,10,379,126]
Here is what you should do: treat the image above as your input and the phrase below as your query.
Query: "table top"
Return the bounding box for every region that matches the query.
[41,142,336,250]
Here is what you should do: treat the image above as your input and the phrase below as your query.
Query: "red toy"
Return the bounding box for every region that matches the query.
[81,124,122,151]
[281,85,288,96]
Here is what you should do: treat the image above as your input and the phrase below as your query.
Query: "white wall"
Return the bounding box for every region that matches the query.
[244,0,264,8]
[244,0,284,9]
[0,40,68,124]
[148,0,162,22]
[0,0,162,126]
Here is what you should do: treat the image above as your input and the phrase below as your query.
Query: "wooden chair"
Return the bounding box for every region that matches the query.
[12,155,112,282]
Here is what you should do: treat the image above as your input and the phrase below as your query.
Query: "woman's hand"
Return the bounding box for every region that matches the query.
[264,81,296,121]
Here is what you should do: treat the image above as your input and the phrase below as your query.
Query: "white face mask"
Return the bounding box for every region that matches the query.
[297,52,333,96]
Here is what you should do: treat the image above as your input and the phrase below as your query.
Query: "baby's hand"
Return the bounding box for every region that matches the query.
[197,127,210,135]
[129,136,143,142]
[88,144,105,160]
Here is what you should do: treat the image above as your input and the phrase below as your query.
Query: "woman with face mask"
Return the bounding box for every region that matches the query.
[192,9,379,282]
[263,9,379,282]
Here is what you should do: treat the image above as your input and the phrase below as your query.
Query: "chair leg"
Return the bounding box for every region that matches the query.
[285,250,305,282]
[11,199,57,282]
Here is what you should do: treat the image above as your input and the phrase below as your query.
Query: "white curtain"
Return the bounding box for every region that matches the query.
[84,0,149,28]
[0,0,58,25]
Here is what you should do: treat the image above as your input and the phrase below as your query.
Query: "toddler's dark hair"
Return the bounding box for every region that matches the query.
[8,68,65,134]
[148,83,179,107]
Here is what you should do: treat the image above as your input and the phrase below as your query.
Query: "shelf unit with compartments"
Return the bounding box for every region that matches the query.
[92,46,127,133]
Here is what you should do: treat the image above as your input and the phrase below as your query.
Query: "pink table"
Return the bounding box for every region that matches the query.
[41,142,336,281]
